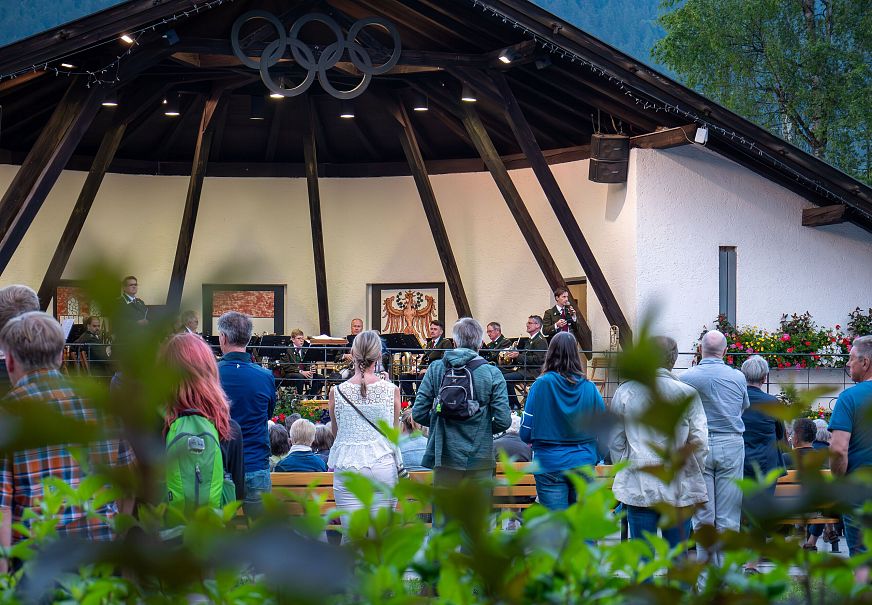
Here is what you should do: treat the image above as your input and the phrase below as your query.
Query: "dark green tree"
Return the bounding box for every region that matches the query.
[654,0,871,184]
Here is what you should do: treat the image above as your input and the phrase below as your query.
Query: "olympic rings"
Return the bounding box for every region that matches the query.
[230,11,402,100]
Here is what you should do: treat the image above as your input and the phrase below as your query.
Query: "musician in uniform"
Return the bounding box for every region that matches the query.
[117,275,148,325]
[541,286,581,342]
[74,315,110,376]
[400,320,453,399]
[330,318,364,380]
[500,315,547,411]
[279,329,325,397]
[481,321,513,363]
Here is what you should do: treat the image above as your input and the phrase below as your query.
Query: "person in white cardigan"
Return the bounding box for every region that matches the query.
[609,336,709,551]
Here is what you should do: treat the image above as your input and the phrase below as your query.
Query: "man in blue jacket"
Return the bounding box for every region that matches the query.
[217,311,275,517]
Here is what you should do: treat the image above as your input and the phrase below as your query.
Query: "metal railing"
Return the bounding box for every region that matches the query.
[60,344,851,409]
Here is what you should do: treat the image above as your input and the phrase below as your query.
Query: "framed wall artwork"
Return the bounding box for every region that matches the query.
[370,282,445,344]
[202,284,285,336]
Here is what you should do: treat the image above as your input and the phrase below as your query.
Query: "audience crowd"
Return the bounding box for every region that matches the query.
[1,280,870,582]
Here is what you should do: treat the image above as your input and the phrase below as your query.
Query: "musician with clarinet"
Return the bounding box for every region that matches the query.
[541,287,582,342]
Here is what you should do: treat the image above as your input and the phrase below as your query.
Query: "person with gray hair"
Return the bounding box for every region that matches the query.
[0,312,135,572]
[828,335,872,573]
[0,284,40,396]
[413,317,511,494]
[217,311,275,517]
[681,329,750,567]
[275,419,327,472]
[740,355,785,484]
[216,311,253,347]
[739,355,786,572]
[610,335,708,550]
[812,418,831,449]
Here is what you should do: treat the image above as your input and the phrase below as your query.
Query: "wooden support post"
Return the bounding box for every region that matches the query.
[303,96,331,336]
[395,102,472,317]
[0,78,105,276]
[460,103,593,353]
[491,72,633,347]
[166,91,222,311]
[37,119,127,309]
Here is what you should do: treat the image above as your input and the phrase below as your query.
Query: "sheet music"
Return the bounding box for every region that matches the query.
[61,319,74,340]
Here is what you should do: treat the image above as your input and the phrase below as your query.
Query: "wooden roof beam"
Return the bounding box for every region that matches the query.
[802,205,848,227]
[0,78,105,276]
[461,101,592,353]
[303,95,331,335]
[630,125,697,149]
[394,97,471,317]
[491,71,633,347]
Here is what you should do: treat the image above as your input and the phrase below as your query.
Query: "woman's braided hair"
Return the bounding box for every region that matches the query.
[350,330,383,398]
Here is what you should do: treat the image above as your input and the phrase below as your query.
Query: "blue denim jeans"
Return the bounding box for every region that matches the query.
[626,504,691,550]
[244,469,271,518]
[534,470,578,511]
[843,513,866,557]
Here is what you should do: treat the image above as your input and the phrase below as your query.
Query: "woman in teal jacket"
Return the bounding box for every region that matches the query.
[520,332,605,510]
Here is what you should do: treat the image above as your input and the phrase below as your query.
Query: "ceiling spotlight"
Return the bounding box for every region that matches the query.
[269,77,286,99]
[101,89,118,107]
[164,93,180,117]
[460,84,477,103]
[60,62,75,69]
[411,92,429,112]
[339,101,355,119]
[498,47,520,64]
[120,33,134,44]
[249,95,266,120]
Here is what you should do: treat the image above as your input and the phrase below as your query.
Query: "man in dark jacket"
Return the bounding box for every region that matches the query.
[481,322,513,363]
[500,316,547,410]
[412,317,512,508]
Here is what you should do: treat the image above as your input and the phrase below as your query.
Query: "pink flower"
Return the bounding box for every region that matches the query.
[781,334,791,341]
[787,347,794,353]
[836,324,841,330]
[746,347,754,353]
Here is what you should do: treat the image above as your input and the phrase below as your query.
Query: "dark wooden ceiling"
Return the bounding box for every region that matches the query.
[0,0,869,231]
[0,0,663,178]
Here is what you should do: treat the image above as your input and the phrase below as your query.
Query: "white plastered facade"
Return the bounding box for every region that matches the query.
[0,143,868,352]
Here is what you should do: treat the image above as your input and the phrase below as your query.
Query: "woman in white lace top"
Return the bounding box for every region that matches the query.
[328,330,401,527]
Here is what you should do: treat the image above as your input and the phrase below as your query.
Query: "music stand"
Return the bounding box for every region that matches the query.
[382,333,422,353]
[516,337,531,350]
[66,323,86,343]
[303,343,331,363]
[259,335,289,360]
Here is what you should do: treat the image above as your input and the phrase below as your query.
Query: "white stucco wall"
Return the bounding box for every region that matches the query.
[0,159,636,349]
[633,145,872,359]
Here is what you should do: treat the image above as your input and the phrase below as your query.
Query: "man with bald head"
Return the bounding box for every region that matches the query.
[681,329,750,567]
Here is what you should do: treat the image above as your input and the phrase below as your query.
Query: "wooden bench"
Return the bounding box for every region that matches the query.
[268,465,838,525]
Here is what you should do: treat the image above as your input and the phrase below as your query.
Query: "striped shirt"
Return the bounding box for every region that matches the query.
[0,369,135,543]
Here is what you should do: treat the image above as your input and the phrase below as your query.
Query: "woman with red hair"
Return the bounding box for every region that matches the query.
[160,333,244,504]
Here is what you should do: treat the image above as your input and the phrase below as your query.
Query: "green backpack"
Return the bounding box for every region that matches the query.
[165,412,234,512]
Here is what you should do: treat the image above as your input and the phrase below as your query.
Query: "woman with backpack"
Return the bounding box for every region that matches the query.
[328,330,401,531]
[519,332,605,510]
[161,333,244,511]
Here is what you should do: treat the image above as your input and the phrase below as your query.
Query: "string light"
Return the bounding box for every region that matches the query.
[468,0,863,214]
[0,0,233,88]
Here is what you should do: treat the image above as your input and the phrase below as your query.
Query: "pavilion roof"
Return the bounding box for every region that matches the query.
[0,0,869,232]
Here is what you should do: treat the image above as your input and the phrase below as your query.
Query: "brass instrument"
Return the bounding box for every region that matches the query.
[498,333,525,366]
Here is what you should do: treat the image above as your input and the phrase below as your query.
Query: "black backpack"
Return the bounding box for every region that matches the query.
[433,357,488,420]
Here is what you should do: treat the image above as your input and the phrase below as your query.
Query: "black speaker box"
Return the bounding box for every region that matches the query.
[589,133,629,183]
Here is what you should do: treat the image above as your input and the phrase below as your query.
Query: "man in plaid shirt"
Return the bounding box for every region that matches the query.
[0,312,135,572]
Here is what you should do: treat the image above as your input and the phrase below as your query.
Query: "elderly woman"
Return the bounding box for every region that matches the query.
[610,336,708,549]
[740,355,786,483]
